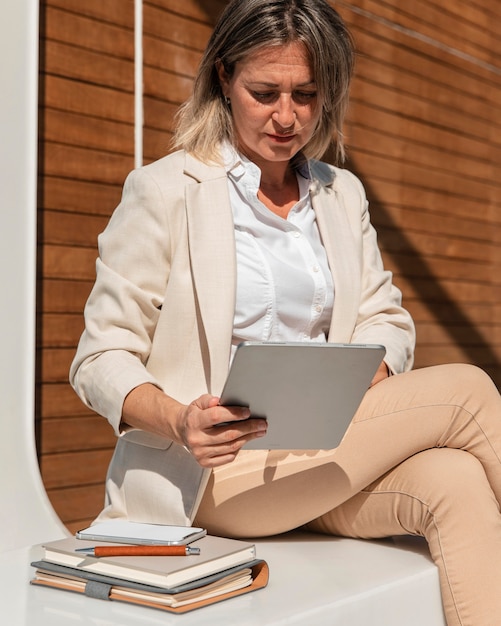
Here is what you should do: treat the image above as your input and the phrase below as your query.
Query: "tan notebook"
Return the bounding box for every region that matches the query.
[31,559,269,614]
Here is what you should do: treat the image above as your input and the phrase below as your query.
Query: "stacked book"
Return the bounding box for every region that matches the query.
[30,521,268,614]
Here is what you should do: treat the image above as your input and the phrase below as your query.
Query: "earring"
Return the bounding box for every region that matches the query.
[225,96,231,107]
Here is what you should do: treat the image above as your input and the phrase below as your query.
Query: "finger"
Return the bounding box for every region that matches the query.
[192,394,220,410]
[187,417,267,462]
[206,405,251,428]
[198,429,267,468]
[213,416,266,434]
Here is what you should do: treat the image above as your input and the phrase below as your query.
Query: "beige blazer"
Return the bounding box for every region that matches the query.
[70,150,415,525]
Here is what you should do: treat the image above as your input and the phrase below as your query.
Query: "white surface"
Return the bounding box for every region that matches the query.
[0,0,68,551]
[0,4,445,624]
[3,533,445,625]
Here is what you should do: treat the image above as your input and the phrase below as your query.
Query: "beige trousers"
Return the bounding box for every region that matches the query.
[195,364,501,626]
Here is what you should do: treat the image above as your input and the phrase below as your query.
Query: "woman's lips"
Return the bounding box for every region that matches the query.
[267,133,296,143]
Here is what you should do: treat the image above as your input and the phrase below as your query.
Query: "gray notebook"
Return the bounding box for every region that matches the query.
[220,341,385,450]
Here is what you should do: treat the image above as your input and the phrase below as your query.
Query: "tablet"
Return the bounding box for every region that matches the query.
[219,341,386,450]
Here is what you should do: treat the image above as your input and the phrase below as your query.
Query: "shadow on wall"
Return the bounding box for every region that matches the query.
[196,0,228,23]
[347,160,500,389]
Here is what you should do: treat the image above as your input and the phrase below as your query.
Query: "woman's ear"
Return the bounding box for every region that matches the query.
[216,60,231,97]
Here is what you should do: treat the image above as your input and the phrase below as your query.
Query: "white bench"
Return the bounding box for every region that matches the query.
[0,3,445,622]
[252,532,445,625]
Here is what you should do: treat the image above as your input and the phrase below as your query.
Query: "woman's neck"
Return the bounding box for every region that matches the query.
[258,166,299,219]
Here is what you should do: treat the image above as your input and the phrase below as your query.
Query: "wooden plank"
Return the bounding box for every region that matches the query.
[347,147,497,203]
[65,518,95,535]
[43,210,108,247]
[415,322,499,347]
[40,416,116,454]
[143,96,178,133]
[369,203,494,243]
[44,5,134,59]
[353,0,501,60]
[145,0,226,24]
[40,348,76,384]
[39,313,85,348]
[43,75,134,123]
[41,176,122,216]
[143,65,194,103]
[143,127,174,164]
[354,176,495,224]
[382,252,493,284]
[42,244,98,281]
[39,383,93,419]
[352,50,501,116]
[41,449,114,489]
[347,121,496,184]
[407,300,498,325]
[42,142,134,185]
[143,34,201,78]
[341,5,500,84]
[44,40,134,92]
[346,101,501,164]
[414,345,501,367]
[41,279,94,314]
[380,229,496,265]
[43,109,134,156]
[47,0,134,28]
[46,483,106,525]
[143,4,213,51]
[349,78,500,150]
[394,275,499,304]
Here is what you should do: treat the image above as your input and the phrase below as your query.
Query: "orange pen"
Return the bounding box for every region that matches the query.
[76,544,200,557]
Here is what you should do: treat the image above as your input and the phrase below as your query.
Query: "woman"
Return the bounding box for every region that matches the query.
[70,1,501,624]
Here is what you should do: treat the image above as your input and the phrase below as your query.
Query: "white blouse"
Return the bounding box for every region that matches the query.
[223,148,335,358]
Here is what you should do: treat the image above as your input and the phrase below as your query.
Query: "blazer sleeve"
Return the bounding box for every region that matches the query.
[338,169,416,374]
[69,166,176,435]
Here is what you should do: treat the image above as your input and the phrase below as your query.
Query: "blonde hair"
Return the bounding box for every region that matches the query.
[173,0,354,165]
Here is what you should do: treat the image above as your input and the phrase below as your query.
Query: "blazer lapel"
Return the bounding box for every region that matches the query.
[310,167,361,342]
[184,155,236,394]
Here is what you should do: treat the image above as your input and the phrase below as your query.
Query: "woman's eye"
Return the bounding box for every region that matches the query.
[252,91,276,102]
[294,91,317,103]
[250,90,317,104]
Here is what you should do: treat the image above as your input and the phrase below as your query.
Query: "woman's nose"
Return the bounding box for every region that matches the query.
[272,95,296,129]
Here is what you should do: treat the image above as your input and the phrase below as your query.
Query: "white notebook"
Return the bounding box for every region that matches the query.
[76,521,207,546]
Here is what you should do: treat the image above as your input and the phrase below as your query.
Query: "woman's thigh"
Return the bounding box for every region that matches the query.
[195,364,501,537]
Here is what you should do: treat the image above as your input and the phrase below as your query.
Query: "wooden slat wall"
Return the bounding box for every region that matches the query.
[336,0,501,383]
[38,0,136,532]
[37,0,501,531]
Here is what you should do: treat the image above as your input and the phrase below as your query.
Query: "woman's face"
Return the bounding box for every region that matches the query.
[218,42,321,170]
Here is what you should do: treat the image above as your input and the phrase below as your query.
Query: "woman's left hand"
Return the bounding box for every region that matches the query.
[369,361,390,387]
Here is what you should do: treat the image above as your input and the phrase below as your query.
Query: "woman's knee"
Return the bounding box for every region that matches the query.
[384,447,495,515]
[424,363,497,398]
[419,447,486,491]
[362,448,496,537]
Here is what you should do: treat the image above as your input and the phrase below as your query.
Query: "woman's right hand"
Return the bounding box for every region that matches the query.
[175,394,267,467]
[121,384,267,468]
